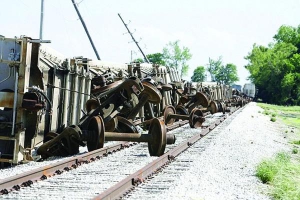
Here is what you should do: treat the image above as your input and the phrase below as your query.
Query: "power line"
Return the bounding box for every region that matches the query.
[118,13,150,63]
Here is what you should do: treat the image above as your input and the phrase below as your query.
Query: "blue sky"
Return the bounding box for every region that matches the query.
[1,0,299,86]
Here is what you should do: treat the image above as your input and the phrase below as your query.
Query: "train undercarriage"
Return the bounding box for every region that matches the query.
[0,36,250,167]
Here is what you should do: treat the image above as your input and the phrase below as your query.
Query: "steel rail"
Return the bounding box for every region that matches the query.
[0,118,190,195]
[94,107,240,200]
[0,142,130,195]
[0,106,241,197]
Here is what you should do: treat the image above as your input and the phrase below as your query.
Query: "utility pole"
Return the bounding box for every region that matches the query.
[34,0,50,43]
[131,50,137,63]
[71,0,101,60]
[39,0,44,39]
[118,13,150,63]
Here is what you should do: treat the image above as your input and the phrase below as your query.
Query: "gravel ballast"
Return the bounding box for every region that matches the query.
[0,102,291,199]
[126,102,290,200]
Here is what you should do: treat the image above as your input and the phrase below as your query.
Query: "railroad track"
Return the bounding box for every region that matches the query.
[0,106,241,199]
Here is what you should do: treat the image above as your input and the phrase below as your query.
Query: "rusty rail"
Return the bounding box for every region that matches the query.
[0,119,190,195]
[94,107,240,200]
[0,106,240,197]
[0,142,131,195]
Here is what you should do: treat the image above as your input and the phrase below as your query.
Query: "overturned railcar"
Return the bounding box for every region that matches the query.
[0,36,93,165]
[0,35,241,166]
[0,36,182,165]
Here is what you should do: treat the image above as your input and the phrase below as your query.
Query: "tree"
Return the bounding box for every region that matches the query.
[132,58,144,63]
[274,25,300,52]
[215,63,239,85]
[207,57,222,81]
[191,66,206,82]
[131,53,165,65]
[245,25,300,105]
[162,40,192,78]
[147,53,166,65]
[207,57,239,85]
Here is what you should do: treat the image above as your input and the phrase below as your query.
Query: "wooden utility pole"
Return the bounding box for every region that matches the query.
[118,13,150,63]
[71,0,101,60]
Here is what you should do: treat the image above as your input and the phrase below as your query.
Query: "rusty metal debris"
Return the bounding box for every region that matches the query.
[0,36,252,166]
[94,106,240,200]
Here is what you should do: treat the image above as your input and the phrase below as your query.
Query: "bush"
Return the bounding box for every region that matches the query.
[271,117,276,122]
[256,152,300,199]
[292,148,298,154]
[256,153,290,183]
[292,140,300,145]
[256,160,277,183]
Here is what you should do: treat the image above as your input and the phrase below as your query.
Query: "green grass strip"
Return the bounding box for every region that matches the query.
[256,152,300,199]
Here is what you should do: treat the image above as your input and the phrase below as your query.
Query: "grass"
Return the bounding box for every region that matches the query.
[292,140,300,145]
[256,152,300,199]
[256,103,300,199]
[257,103,300,129]
[270,117,276,122]
[292,148,298,154]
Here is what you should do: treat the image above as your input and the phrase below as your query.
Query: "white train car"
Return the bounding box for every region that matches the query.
[243,83,255,98]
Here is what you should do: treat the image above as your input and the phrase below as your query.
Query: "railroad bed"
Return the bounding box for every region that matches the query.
[0,105,241,199]
[125,102,289,200]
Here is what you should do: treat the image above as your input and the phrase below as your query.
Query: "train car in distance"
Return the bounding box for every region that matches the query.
[231,84,242,92]
[243,83,256,98]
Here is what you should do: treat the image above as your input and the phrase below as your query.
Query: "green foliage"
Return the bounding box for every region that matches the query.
[132,58,144,63]
[256,152,290,183]
[163,40,192,78]
[263,110,270,115]
[256,152,300,200]
[191,66,206,82]
[274,25,300,51]
[207,57,222,81]
[292,148,298,154]
[216,63,239,85]
[147,53,166,65]
[257,103,300,129]
[245,25,300,105]
[256,152,300,199]
[292,140,300,145]
[207,57,239,85]
[270,117,276,122]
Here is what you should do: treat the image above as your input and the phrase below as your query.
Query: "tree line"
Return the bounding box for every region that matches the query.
[245,25,300,105]
[191,57,239,85]
[133,41,239,86]
[133,40,192,78]
[134,24,300,105]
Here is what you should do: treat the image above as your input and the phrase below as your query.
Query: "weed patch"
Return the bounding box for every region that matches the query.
[292,140,300,145]
[270,117,276,122]
[256,152,300,199]
[292,148,298,154]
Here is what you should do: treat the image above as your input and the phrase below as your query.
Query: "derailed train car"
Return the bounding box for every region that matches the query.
[0,36,181,165]
[0,36,247,166]
[0,36,93,165]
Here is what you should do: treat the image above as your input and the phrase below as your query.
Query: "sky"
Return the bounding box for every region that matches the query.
[1,0,300,86]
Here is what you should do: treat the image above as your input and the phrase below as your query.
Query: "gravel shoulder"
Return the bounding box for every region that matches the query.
[133,102,291,200]
[1,102,292,200]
